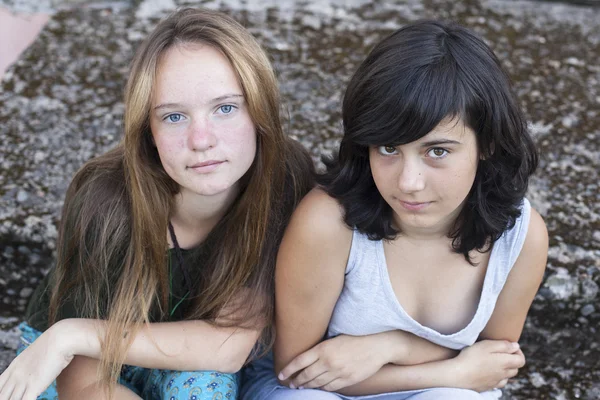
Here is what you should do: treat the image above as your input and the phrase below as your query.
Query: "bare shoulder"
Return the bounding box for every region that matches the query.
[509,206,548,285]
[278,187,353,277]
[480,206,549,340]
[520,207,548,270]
[525,207,549,251]
[285,187,353,244]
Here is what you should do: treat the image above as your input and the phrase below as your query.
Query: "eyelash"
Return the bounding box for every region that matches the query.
[377,146,450,159]
[427,147,449,159]
[216,104,236,114]
[378,145,398,155]
[164,113,185,123]
[162,104,238,123]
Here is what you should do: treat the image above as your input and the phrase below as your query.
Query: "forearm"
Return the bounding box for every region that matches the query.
[337,360,460,396]
[57,318,258,373]
[379,330,458,365]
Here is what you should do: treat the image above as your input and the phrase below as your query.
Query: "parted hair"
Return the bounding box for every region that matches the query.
[319,20,538,262]
[49,7,314,392]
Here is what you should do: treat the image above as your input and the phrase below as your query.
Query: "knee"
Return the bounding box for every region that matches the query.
[152,370,238,400]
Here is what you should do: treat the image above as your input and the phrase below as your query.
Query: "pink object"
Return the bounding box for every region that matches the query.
[0,7,50,81]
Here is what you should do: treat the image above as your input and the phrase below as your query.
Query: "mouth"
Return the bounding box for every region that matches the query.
[188,160,225,172]
[397,200,432,211]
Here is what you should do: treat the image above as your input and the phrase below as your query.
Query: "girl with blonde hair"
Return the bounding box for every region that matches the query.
[0,7,314,400]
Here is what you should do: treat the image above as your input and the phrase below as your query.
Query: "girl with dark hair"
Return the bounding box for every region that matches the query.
[0,8,314,400]
[241,19,547,400]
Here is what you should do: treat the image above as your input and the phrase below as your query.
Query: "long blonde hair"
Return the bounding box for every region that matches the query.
[49,7,314,392]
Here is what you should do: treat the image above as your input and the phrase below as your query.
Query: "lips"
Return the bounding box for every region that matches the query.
[397,200,431,211]
[190,160,223,168]
[188,160,224,172]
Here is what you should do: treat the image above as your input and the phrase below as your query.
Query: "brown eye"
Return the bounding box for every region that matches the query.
[429,148,448,158]
[377,145,398,156]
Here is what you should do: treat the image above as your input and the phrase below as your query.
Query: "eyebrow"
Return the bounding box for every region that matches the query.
[153,94,244,111]
[420,139,462,147]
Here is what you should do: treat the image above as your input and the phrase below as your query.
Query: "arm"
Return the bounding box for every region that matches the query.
[384,330,458,365]
[280,329,457,387]
[282,334,523,394]
[58,317,260,373]
[0,306,259,399]
[273,188,351,381]
[338,340,523,396]
[479,208,548,341]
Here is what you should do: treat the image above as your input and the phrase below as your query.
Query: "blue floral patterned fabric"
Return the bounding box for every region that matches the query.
[17,322,239,400]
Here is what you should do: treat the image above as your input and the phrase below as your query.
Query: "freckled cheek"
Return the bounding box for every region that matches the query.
[157,137,186,155]
[449,168,477,201]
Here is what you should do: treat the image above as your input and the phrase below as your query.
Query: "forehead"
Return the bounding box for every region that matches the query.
[419,117,475,141]
[152,43,242,104]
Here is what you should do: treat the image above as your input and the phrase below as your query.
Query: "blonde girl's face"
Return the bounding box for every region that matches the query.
[369,117,479,236]
[150,43,257,199]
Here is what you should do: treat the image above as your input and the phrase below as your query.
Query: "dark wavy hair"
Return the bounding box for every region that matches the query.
[319,20,538,263]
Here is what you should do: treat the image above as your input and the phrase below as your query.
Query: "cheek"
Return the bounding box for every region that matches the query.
[154,137,185,168]
[228,122,257,161]
[369,162,393,197]
[447,165,477,200]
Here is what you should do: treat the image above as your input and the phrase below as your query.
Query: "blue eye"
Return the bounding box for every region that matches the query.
[165,113,184,123]
[218,105,234,114]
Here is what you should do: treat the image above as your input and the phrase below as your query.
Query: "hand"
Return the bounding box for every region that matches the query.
[278,334,388,392]
[452,340,525,392]
[0,322,75,400]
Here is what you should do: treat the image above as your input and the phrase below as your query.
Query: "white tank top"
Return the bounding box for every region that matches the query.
[327,198,531,350]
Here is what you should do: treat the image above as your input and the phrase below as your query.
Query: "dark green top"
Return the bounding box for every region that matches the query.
[26,247,197,332]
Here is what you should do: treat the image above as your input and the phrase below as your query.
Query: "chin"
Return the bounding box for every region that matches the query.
[197,186,233,197]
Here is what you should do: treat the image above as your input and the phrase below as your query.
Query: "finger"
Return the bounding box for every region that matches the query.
[506,368,519,378]
[22,388,38,400]
[9,385,25,400]
[487,340,520,354]
[321,377,347,392]
[291,361,328,388]
[0,382,15,400]
[496,378,508,388]
[302,371,335,389]
[493,352,525,369]
[0,369,9,390]
[512,350,526,368]
[279,350,320,381]
[516,348,526,364]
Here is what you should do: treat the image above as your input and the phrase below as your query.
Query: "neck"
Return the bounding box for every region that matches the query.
[394,207,461,243]
[169,184,240,249]
[396,226,449,243]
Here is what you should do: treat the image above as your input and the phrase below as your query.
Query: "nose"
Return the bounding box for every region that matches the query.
[188,118,217,151]
[397,157,425,193]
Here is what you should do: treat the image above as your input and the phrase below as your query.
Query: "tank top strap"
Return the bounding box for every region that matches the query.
[346,229,380,275]
[487,198,531,295]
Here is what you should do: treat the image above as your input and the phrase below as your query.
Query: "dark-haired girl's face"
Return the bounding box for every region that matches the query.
[369,117,479,237]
